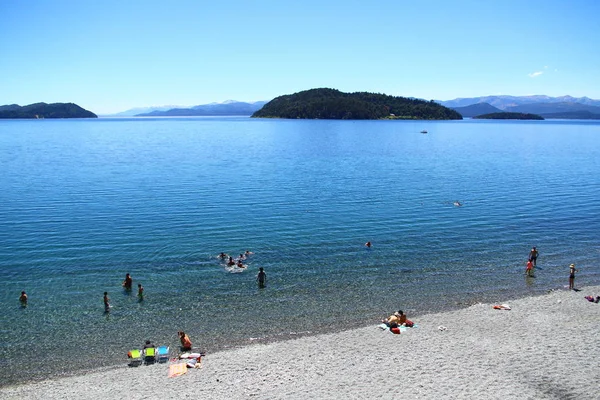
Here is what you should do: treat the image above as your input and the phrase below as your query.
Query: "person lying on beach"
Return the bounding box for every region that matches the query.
[584,295,600,303]
[178,331,193,351]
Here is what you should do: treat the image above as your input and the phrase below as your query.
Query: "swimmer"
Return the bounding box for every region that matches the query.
[218,252,228,259]
[137,283,144,299]
[365,241,372,248]
[103,292,110,312]
[122,273,133,290]
[19,291,28,305]
[245,250,254,256]
[453,201,462,207]
[227,256,235,266]
[238,253,246,261]
[237,260,246,268]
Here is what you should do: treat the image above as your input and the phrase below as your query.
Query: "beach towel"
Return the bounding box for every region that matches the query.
[168,363,188,378]
[492,304,511,310]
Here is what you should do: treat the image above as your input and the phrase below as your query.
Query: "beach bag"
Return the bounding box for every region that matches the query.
[390,327,401,334]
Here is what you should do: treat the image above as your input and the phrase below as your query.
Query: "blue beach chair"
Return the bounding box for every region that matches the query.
[156,346,169,363]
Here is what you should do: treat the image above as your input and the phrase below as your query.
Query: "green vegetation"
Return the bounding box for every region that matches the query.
[473,112,544,120]
[252,88,462,120]
[0,103,97,119]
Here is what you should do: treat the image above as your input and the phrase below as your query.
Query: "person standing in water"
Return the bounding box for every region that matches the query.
[19,291,28,306]
[569,264,578,290]
[526,260,534,277]
[528,247,539,267]
[257,267,267,288]
[122,273,133,290]
[137,283,144,300]
[103,292,110,312]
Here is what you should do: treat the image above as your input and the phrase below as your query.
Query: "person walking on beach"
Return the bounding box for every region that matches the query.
[526,260,534,277]
[569,264,578,290]
[528,247,539,267]
[19,291,28,306]
[103,292,110,312]
[257,267,267,288]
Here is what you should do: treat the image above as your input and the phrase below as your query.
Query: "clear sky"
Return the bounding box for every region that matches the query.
[1,0,598,114]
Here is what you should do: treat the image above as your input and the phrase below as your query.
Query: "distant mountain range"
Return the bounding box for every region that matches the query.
[0,103,97,119]
[132,101,268,117]
[439,95,600,119]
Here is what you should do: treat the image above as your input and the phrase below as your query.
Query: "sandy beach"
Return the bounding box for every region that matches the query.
[2,286,599,400]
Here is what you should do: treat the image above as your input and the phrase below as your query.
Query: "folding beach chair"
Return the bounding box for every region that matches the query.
[127,349,142,367]
[156,346,169,363]
[144,347,156,364]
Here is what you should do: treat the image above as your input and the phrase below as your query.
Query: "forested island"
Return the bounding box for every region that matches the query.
[473,112,544,120]
[0,103,97,119]
[252,88,462,120]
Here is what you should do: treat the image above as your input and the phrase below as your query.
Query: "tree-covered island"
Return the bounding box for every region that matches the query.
[0,103,97,119]
[473,112,544,120]
[252,88,462,120]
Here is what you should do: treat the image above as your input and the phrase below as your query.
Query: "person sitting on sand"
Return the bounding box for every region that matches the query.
[178,331,193,351]
[122,273,133,290]
[382,311,402,327]
[143,340,155,349]
[19,291,28,305]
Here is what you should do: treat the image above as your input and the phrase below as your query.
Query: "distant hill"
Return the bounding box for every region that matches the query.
[439,95,600,110]
[0,103,97,119]
[252,88,462,120]
[538,110,600,119]
[108,105,184,117]
[136,101,268,117]
[451,103,502,118]
[504,102,600,116]
[473,112,544,120]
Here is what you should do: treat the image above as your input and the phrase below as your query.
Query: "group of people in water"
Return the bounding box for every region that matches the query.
[524,246,581,291]
[102,273,144,313]
[218,250,267,288]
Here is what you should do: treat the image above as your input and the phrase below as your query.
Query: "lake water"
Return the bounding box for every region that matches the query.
[1,117,599,385]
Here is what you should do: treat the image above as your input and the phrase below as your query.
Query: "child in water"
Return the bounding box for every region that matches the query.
[137,283,144,300]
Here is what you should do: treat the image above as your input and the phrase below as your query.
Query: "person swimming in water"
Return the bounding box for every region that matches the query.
[453,201,462,207]
[236,260,246,268]
[227,257,235,266]
[365,241,372,248]
[218,252,228,259]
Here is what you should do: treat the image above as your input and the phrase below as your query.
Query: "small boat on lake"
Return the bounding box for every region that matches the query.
[420,130,428,134]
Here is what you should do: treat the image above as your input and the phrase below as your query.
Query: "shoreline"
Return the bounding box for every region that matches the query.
[2,286,599,399]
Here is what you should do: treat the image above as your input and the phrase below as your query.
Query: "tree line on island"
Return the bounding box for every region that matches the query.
[251,88,463,120]
[0,103,97,119]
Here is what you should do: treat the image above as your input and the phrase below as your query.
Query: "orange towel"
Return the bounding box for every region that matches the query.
[168,363,188,378]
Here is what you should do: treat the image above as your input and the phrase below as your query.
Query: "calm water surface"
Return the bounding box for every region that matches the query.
[1,117,599,385]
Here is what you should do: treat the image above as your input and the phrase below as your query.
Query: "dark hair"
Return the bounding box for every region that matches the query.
[398,310,404,315]
[104,292,108,295]
[146,340,151,344]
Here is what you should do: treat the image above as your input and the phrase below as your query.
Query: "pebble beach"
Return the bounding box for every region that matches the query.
[2,285,599,400]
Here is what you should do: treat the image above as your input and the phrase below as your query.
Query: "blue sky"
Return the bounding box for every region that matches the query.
[1,0,598,114]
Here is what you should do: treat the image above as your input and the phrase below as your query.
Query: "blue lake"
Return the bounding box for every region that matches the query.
[1,117,599,385]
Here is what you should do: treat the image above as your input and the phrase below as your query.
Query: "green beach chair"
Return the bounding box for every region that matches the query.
[144,347,156,364]
[127,349,142,367]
